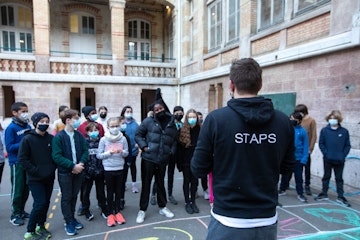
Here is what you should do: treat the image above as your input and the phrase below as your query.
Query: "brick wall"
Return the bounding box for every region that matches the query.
[251,32,281,56]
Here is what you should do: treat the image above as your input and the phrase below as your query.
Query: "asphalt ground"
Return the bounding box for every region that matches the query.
[0,157,360,240]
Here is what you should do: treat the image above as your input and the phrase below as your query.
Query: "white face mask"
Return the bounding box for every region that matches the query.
[109,127,120,135]
[20,112,29,122]
[328,119,338,125]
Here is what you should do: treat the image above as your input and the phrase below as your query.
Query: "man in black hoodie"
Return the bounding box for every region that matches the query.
[191,58,295,240]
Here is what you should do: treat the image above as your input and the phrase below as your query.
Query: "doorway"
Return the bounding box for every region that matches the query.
[140,89,156,121]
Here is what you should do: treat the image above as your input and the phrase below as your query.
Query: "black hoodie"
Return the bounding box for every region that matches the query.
[191,96,295,219]
[18,129,57,183]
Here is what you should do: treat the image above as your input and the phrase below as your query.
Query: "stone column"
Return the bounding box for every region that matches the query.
[33,0,51,73]
[110,0,126,76]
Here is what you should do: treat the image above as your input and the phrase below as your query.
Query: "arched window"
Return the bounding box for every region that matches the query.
[127,19,151,61]
[0,4,33,53]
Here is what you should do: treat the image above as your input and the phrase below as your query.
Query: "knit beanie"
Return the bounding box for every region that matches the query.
[82,106,95,117]
[31,112,49,127]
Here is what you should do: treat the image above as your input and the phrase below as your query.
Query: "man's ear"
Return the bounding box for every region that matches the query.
[229,80,235,92]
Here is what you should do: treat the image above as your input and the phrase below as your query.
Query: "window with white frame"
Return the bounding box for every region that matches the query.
[128,19,151,61]
[0,4,33,53]
[294,0,330,15]
[227,0,240,42]
[70,13,95,34]
[258,0,284,31]
[208,0,222,51]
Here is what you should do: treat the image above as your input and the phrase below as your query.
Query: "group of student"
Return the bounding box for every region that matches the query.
[3,96,213,240]
[278,104,351,207]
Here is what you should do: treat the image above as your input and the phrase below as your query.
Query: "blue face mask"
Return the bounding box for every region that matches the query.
[88,131,99,139]
[188,118,197,125]
[90,114,98,121]
[73,119,81,129]
[120,124,127,132]
[124,113,132,119]
[328,119,338,125]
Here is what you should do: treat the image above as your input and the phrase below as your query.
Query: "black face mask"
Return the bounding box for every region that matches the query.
[290,120,298,126]
[38,124,49,132]
[100,113,107,119]
[156,111,166,120]
[174,114,183,121]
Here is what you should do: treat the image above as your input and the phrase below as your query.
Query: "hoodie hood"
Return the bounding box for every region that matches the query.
[227,96,274,126]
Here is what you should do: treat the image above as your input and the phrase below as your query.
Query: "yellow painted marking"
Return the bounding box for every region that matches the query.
[45,223,49,229]
[52,205,56,210]
[48,213,53,219]
[54,198,59,203]
[57,192,61,197]
[154,227,193,240]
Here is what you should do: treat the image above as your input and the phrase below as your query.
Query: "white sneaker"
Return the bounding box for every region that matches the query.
[136,210,145,223]
[159,207,174,218]
[204,190,210,200]
[132,183,139,193]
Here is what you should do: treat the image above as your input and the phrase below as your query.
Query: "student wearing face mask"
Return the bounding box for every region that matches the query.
[18,112,56,240]
[52,109,88,236]
[77,106,105,216]
[120,105,139,194]
[5,102,32,226]
[77,106,105,139]
[178,109,201,214]
[97,117,129,227]
[314,110,351,207]
[96,106,109,133]
[278,112,309,203]
[135,98,178,224]
[78,122,107,222]
[150,105,183,206]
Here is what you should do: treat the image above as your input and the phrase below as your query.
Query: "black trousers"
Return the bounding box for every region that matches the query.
[140,159,167,211]
[81,174,107,212]
[104,170,124,214]
[27,177,54,232]
[182,166,198,203]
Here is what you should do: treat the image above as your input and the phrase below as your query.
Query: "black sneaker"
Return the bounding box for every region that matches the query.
[77,206,85,216]
[185,203,193,214]
[101,210,108,219]
[85,210,94,221]
[278,190,286,196]
[168,195,178,205]
[336,196,351,207]
[305,186,312,196]
[191,202,199,213]
[10,214,24,226]
[297,194,308,202]
[21,211,30,219]
[314,193,329,201]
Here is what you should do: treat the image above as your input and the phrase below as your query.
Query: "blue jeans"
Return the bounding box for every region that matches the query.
[206,216,277,240]
[58,172,83,223]
[27,177,54,232]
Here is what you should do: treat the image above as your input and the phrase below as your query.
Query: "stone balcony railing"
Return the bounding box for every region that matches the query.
[125,60,176,78]
[0,54,36,72]
[1,54,176,78]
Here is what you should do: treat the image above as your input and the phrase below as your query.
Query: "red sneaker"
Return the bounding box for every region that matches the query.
[107,214,116,227]
[115,212,126,224]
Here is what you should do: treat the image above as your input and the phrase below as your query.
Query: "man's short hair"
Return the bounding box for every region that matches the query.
[230,58,262,94]
[173,106,184,113]
[11,102,28,112]
[61,109,79,124]
[294,104,309,115]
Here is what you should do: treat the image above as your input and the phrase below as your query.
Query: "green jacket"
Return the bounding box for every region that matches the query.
[52,130,88,173]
